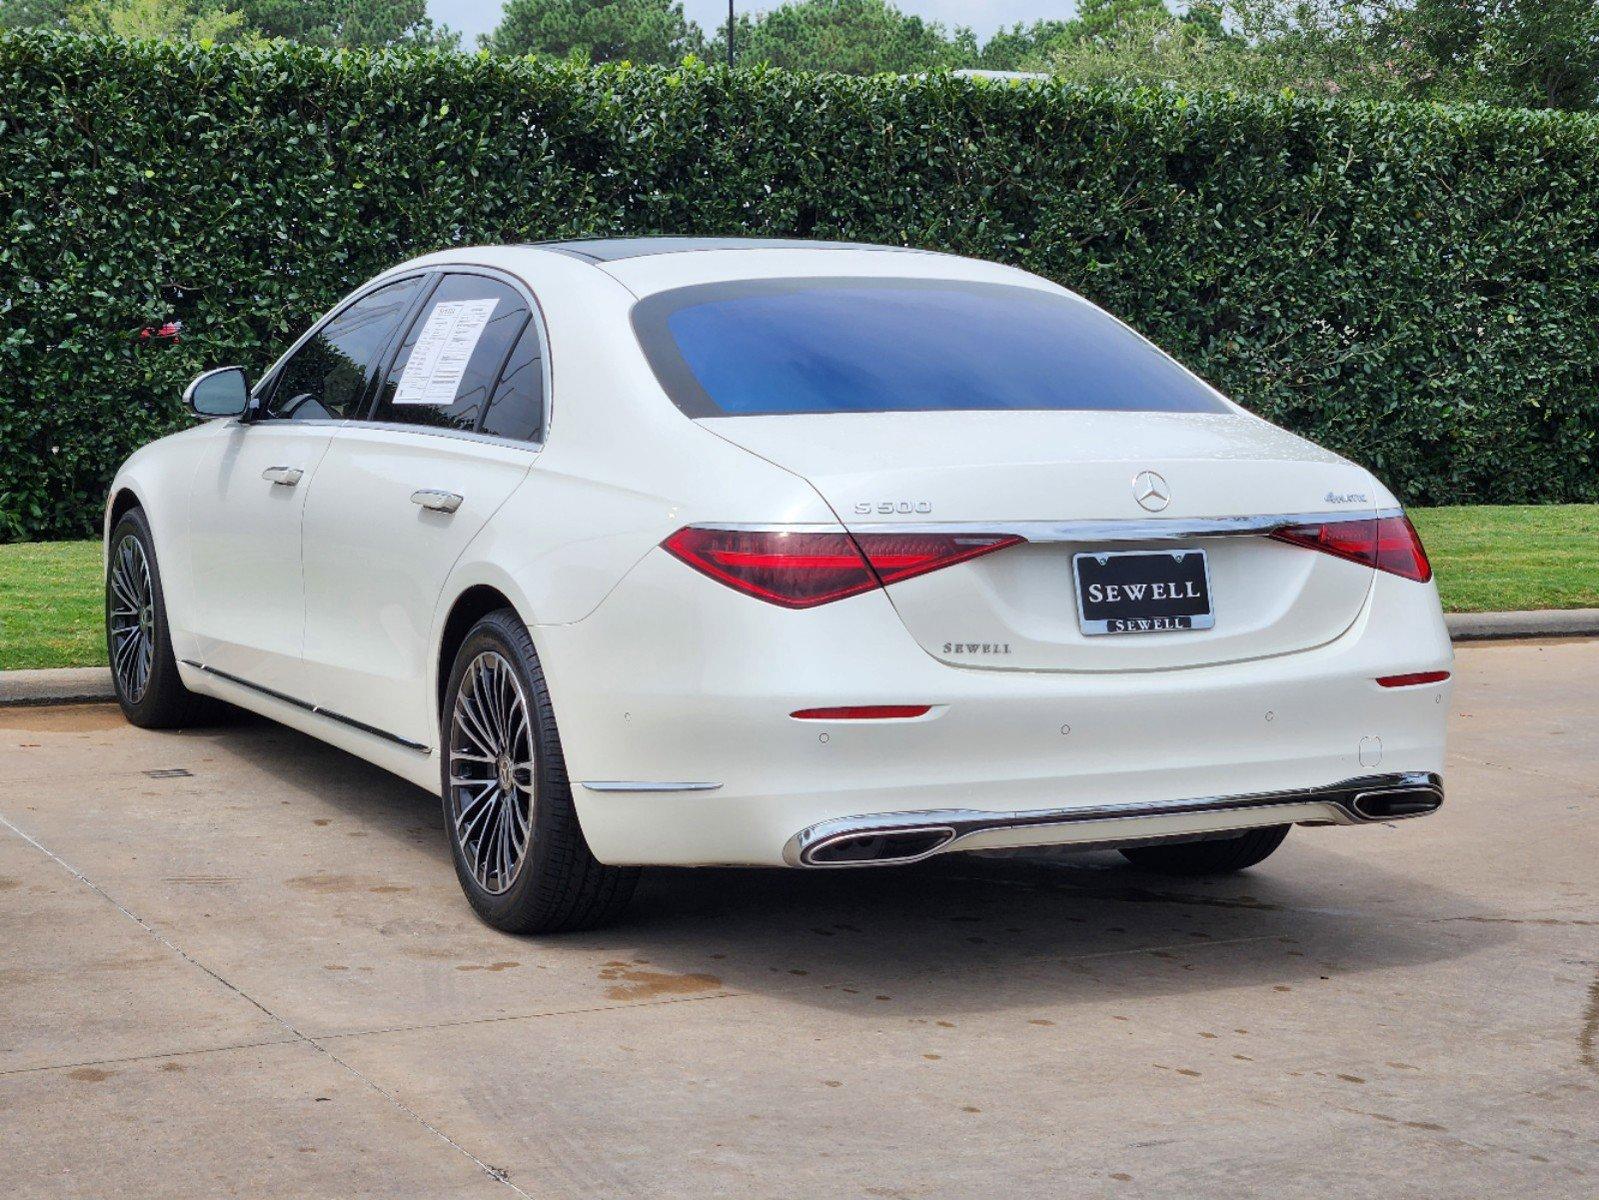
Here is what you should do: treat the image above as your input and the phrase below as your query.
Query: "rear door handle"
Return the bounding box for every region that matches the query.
[411,489,463,513]
[262,465,303,487]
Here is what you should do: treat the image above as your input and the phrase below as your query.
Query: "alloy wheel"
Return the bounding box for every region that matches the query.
[448,650,535,894]
[109,533,155,702]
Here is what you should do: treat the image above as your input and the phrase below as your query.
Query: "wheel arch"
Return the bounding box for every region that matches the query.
[435,583,525,721]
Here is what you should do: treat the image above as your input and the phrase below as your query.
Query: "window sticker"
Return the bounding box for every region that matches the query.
[393,298,498,405]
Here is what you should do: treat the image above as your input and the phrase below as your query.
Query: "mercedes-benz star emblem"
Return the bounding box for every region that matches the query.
[1133,470,1171,512]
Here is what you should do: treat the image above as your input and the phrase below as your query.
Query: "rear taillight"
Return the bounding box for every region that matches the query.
[661,527,1023,608]
[1269,515,1432,582]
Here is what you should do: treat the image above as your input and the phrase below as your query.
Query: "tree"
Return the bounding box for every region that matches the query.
[483,0,701,63]
[235,1,451,48]
[1072,0,1174,42]
[67,0,250,41]
[0,0,71,28]
[3,0,455,45]
[720,0,957,75]
[1379,0,1599,110]
[974,19,1073,71]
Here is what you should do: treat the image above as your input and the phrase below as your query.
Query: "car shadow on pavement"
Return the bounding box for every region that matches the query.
[220,710,1506,1019]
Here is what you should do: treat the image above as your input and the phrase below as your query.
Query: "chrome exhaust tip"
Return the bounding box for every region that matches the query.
[1350,785,1443,821]
[804,826,956,866]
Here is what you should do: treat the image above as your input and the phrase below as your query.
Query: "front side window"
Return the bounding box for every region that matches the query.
[632,278,1230,418]
[369,275,529,432]
[268,275,424,421]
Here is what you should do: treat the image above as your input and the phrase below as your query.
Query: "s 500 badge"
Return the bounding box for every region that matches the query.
[854,501,932,515]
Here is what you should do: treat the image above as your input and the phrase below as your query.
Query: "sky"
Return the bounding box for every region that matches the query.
[426,1,1079,46]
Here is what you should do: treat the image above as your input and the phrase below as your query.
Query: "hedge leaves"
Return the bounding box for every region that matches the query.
[2,31,1596,540]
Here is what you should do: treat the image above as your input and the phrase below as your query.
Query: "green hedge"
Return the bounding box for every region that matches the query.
[3,30,1597,541]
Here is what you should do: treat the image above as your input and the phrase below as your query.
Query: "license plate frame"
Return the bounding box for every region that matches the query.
[1073,548,1215,636]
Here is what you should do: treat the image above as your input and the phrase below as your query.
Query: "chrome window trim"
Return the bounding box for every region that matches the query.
[690,509,1405,544]
[252,261,554,447]
[351,420,547,454]
[252,269,436,415]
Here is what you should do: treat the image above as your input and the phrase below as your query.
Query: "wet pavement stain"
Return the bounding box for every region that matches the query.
[66,1067,115,1082]
[1581,969,1599,1074]
[0,704,126,733]
[457,961,520,973]
[598,965,723,1001]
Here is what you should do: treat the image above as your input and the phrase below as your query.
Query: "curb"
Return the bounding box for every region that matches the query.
[1445,608,1599,642]
[0,667,115,707]
[3,610,1597,708]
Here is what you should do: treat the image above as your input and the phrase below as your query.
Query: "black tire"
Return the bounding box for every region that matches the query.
[106,508,214,729]
[1119,825,1290,876]
[440,608,639,933]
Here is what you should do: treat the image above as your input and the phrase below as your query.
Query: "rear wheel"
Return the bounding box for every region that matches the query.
[441,609,638,933]
[106,508,212,729]
[1119,825,1289,876]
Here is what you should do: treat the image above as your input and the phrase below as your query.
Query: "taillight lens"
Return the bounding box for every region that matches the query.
[1269,515,1431,582]
[661,527,1023,608]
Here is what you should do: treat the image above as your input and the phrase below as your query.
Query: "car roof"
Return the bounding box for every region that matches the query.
[528,236,939,263]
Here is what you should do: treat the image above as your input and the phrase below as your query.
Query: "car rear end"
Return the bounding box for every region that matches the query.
[543,249,1452,867]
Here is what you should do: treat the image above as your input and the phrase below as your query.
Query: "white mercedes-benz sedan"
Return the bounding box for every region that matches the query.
[105,237,1452,931]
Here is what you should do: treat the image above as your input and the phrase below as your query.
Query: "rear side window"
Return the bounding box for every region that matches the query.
[370,275,529,431]
[268,275,424,421]
[632,278,1229,418]
[479,320,546,443]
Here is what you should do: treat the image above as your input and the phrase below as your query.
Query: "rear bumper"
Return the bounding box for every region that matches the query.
[534,549,1453,867]
[784,770,1443,867]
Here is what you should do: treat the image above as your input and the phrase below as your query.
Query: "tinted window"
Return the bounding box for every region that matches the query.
[632,278,1229,418]
[369,275,529,431]
[479,320,545,443]
[268,276,424,421]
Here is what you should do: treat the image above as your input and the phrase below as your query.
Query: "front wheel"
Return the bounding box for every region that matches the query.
[1119,825,1289,876]
[106,508,212,729]
[440,609,638,933]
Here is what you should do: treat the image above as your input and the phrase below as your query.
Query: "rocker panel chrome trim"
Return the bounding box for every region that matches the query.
[581,780,724,793]
[181,660,430,754]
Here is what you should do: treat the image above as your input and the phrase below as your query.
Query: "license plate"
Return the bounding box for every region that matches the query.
[1073,549,1214,636]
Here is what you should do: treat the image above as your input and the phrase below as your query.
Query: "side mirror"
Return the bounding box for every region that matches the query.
[184,366,250,419]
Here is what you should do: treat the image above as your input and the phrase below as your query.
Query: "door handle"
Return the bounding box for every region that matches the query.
[262,465,303,487]
[411,489,463,514]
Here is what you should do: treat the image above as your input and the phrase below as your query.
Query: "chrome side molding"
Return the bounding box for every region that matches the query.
[180,660,430,754]
[783,771,1443,867]
[581,780,724,793]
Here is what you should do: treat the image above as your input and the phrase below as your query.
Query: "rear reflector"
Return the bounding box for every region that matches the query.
[790,705,932,720]
[662,527,1023,608]
[1269,515,1432,582]
[1376,671,1451,688]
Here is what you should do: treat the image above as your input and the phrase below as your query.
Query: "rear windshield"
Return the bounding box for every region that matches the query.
[631,278,1229,418]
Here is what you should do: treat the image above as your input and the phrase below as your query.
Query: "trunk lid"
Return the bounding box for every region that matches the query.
[701,410,1381,671]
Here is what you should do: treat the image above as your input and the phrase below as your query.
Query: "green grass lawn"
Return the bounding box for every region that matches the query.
[1408,504,1599,613]
[0,539,104,671]
[1,505,1595,670]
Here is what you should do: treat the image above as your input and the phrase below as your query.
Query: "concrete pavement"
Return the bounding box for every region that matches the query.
[0,642,1594,1198]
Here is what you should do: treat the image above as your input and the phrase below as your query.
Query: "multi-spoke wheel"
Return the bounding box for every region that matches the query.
[108,533,155,703]
[448,651,535,895]
[441,609,639,933]
[105,507,212,728]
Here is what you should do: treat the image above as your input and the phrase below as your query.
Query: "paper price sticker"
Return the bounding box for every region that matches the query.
[393,298,498,405]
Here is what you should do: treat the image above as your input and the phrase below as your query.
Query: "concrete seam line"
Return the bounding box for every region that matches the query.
[0,1036,304,1080]
[0,807,535,1199]
[314,989,746,1044]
